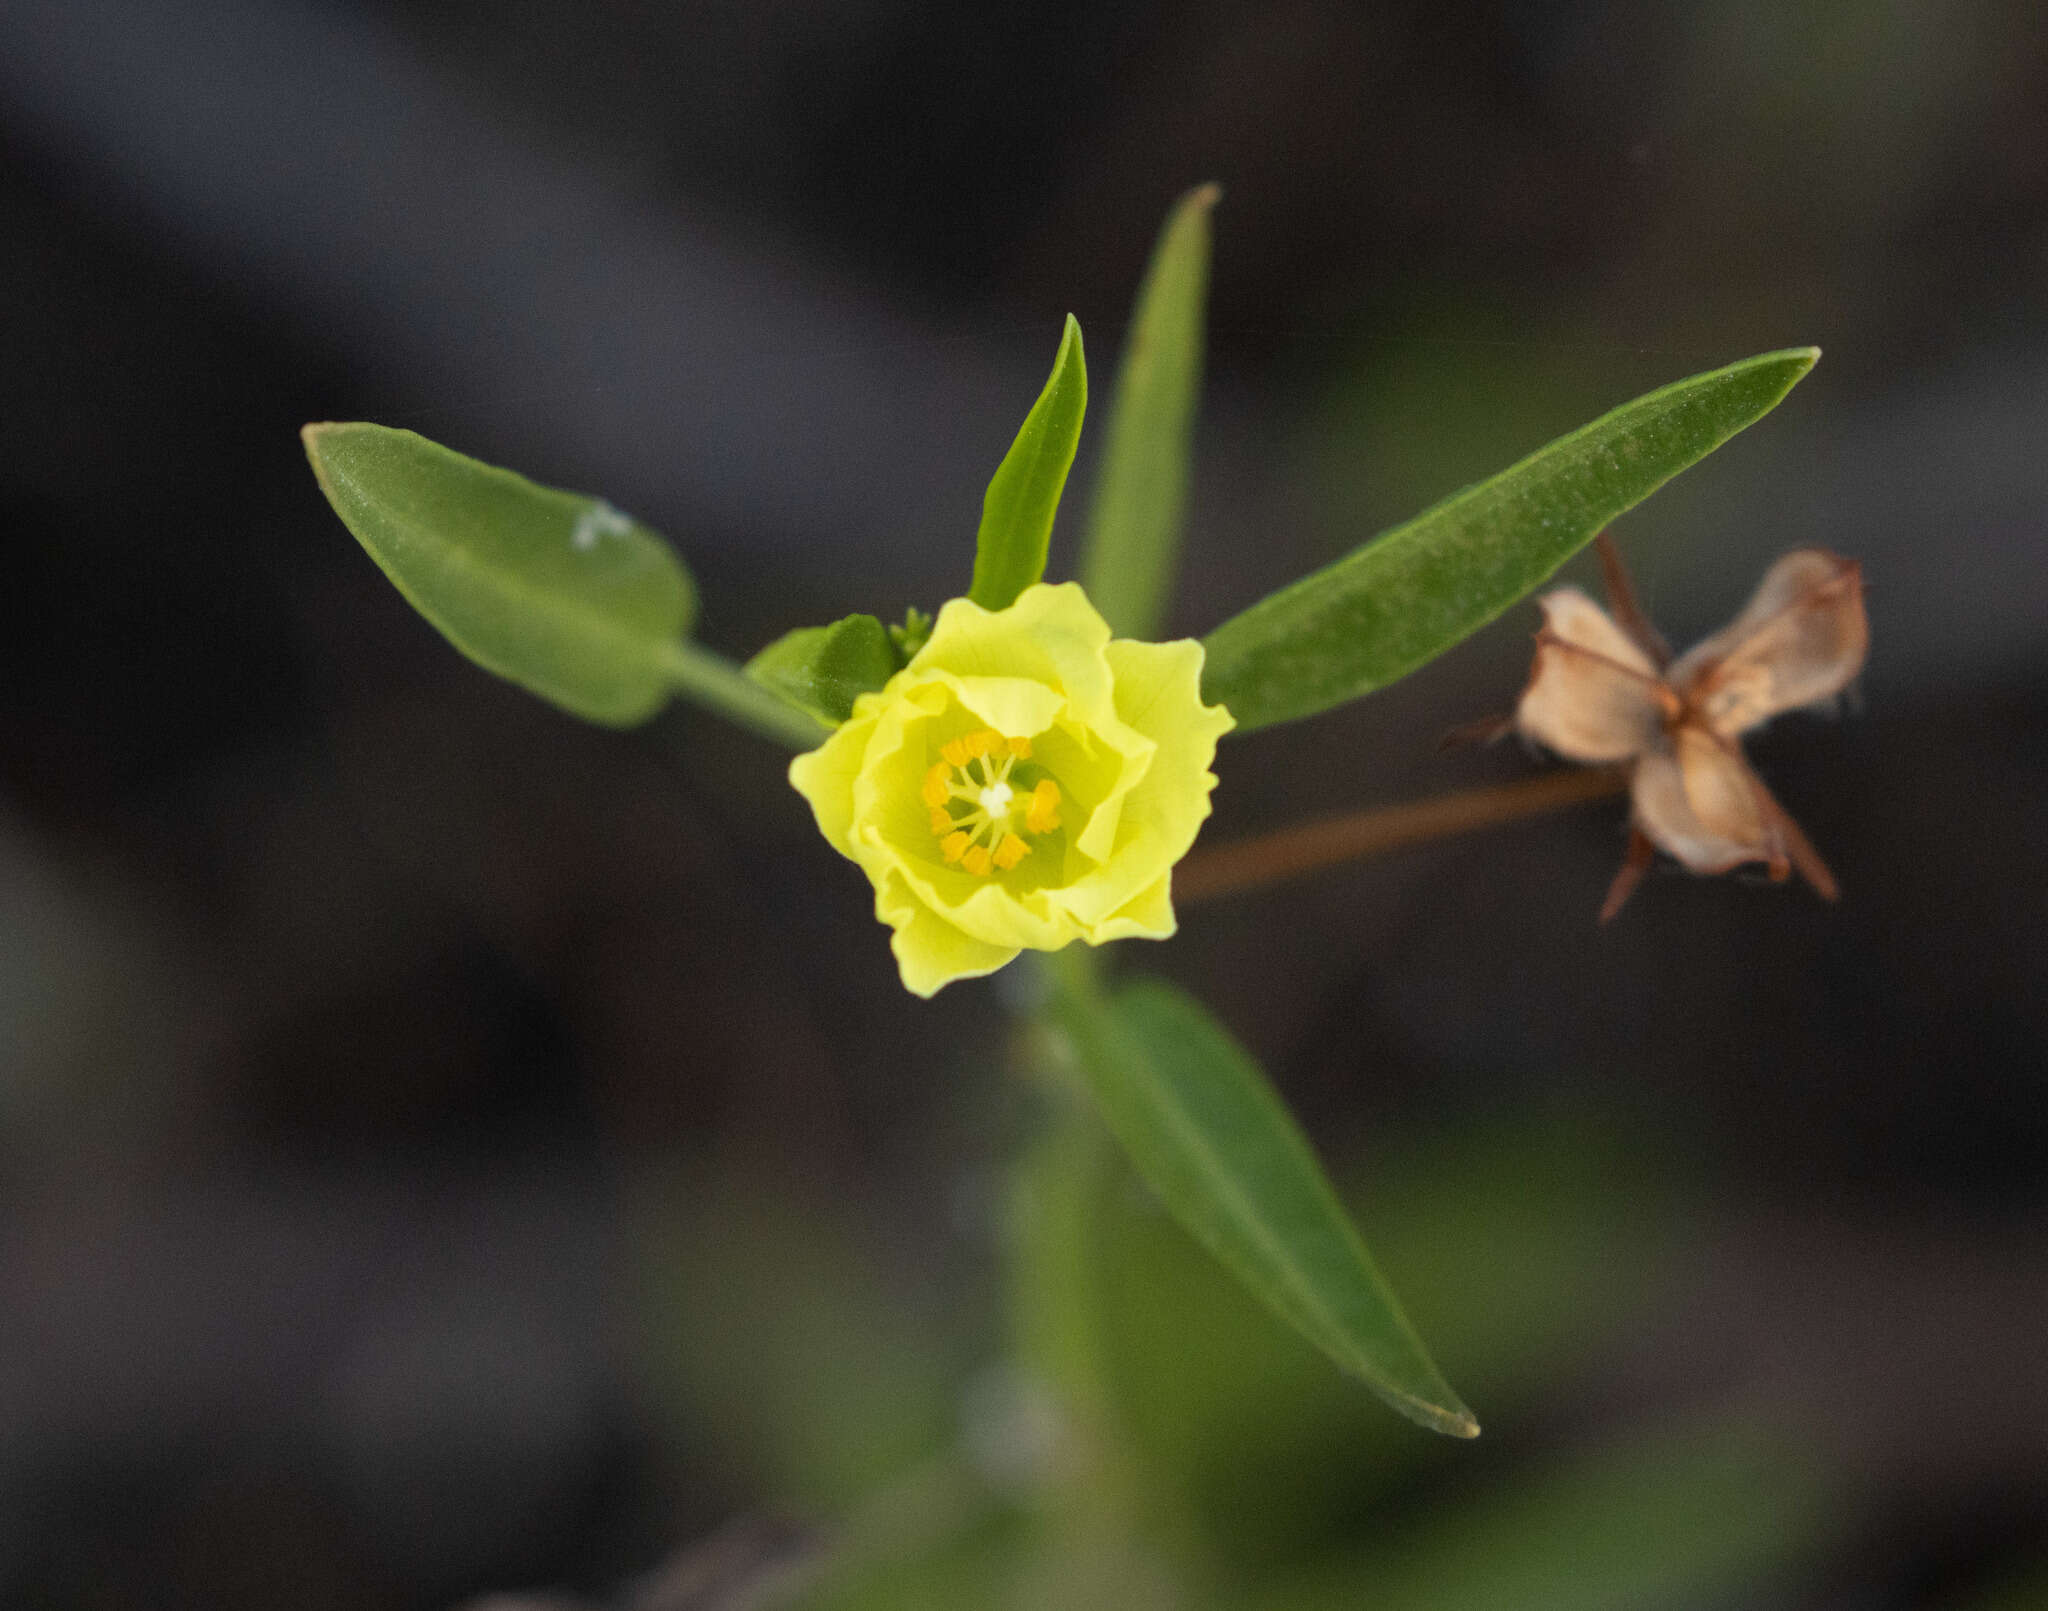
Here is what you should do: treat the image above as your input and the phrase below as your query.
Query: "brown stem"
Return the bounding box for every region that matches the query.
[1596,530,1673,671]
[1174,767,1628,905]
[1598,826,1656,923]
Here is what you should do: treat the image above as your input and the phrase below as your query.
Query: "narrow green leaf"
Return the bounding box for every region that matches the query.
[744,613,899,726]
[1049,969,1477,1438]
[304,422,695,726]
[1200,347,1820,733]
[969,315,1087,612]
[1080,183,1218,640]
[1088,1122,1669,1564]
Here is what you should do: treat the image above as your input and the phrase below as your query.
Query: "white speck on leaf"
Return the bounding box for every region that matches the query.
[571,501,633,552]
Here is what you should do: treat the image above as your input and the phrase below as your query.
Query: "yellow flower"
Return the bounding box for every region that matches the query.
[789,582,1234,996]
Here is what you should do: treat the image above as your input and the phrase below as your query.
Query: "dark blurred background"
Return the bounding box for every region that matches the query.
[2,2,2045,1607]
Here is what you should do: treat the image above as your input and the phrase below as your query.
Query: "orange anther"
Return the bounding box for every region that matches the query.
[1026,779,1062,834]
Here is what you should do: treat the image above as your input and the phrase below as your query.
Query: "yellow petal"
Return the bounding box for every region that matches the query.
[890,904,1020,998]
[1085,870,1177,943]
[1105,637,1231,851]
[787,708,879,858]
[940,674,1065,745]
[916,583,1116,723]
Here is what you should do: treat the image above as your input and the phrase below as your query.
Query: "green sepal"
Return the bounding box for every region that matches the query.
[744,613,900,726]
[888,606,934,662]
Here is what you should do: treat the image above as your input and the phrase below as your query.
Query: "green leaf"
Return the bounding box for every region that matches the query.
[1200,347,1820,733]
[1048,968,1477,1438]
[1080,184,1218,640]
[744,613,899,726]
[1253,1422,1829,1611]
[303,422,695,726]
[1089,1122,1669,1567]
[969,315,1087,612]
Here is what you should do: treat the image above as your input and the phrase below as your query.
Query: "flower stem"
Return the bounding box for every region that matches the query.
[657,638,833,749]
[1003,953,1207,1603]
[1174,766,1628,904]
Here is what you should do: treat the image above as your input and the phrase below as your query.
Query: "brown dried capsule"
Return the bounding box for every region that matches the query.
[1510,536,1867,920]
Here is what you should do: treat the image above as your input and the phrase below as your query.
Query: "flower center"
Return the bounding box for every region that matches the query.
[922,728,1062,877]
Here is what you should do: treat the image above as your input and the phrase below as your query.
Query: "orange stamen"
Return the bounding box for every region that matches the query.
[1026,779,1062,834]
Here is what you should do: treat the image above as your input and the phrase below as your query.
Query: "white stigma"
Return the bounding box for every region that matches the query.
[978,781,1015,821]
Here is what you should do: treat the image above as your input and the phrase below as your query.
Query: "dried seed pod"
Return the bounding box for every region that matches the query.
[1516,589,1670,762]
[1508,536,1867,918]
[1668,549,1868,735]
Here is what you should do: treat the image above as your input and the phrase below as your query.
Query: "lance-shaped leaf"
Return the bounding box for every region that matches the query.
[1080,184,1218,640]
[304,422,695,726]
[744,613,898,727]
[1051,971,1477,1438]
[968,315,1087,612]
[1201,348,1820,734]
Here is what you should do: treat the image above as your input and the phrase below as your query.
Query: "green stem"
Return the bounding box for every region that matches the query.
[1005,950,1209,1605]
[1008,1079,1119,1441]
[1013,947,1115,1429]
[659,638,834,749]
